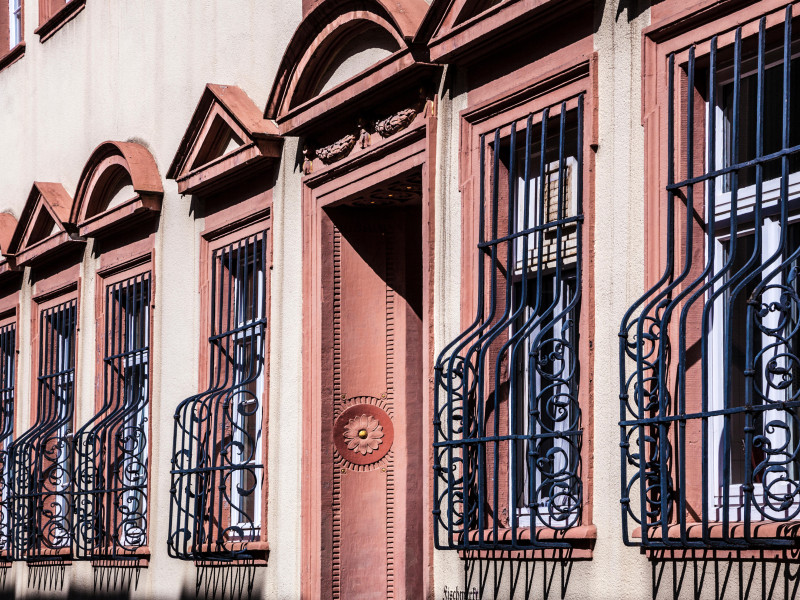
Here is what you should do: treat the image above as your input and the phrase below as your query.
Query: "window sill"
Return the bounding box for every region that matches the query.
[458,525,596,560]
[88,545,150,568]
[633,522,800,559]
[35,0,86,43]
[25,546,72,566]
[77,194,161,239]
[191,541,270,567]
[0,42,25,72]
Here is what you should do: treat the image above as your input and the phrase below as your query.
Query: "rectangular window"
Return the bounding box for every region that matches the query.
[8,0,21,48]
[620,5,800,549]
[435,97,585,550]
[9,298,77,560]
[169,229,268,560]
[74,272,150,559]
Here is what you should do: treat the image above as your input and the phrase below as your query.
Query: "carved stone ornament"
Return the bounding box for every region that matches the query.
[302,145,314,174]
[343,414,384,455]
[333,403,394,466]
[315,134,357,165]
[358,117,371,149]
[374,108,417,138]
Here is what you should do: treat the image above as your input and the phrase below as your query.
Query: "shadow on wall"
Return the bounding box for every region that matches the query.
[92,561,144,598]
[460,553,800,599]
[459,553,578,600]
[27,563,66,595]
[615,0,648,22]
[650,554,800,600]
[178,563,263,600]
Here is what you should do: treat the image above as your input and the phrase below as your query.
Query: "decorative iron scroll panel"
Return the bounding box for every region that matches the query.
[620,7,800,549]
[434,97,584,550]
[74,273,150,559]
[169,230,267,561]
[0,324,14,553]
[10,299,76,560]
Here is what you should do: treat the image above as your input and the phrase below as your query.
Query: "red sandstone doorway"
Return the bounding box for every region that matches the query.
[320,171,424,599]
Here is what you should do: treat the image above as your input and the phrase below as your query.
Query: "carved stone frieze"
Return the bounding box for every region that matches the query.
[316,134,357,165]
[374,108,417,138]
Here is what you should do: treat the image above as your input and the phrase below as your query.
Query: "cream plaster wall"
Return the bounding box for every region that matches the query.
[0,1,303,598]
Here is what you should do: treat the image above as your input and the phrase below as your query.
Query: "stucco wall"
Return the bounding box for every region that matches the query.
[1,1,797,599]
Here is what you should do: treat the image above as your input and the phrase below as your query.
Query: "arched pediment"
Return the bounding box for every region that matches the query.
[265,0,428,135]
[8,182,85,267]
[72,141,163,238]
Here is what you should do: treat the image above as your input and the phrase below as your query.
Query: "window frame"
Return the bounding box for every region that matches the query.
[622,0,800,552]
[167,215,271,562]
[0,310,17,561]
[15,285,80,560]
[72,256,154,561]
[433,55,597,556]
[201,220,269,546]
[0,0,24,72]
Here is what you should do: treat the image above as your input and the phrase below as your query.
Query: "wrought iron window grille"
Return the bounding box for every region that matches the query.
[434,96,585,550]
[0,323,15,556]
[169,231,267,561]
[620,6,800,549]
[74,273,150,560]
[9,299,77,561]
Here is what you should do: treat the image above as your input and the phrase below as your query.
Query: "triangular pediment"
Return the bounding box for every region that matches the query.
[168,84,282,195]
[419,0,505,44]
[417,0,588,63]
[0,213,18,258]
[7,182,77,261]
[25,203,61,248]
[188,110,247,172]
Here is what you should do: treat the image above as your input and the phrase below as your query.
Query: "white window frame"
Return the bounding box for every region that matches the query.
[510,161,579,529]
[707,51,800,521]
[47,308,74,548]
[228,247,265,540]
[117,282,150,547]
[8,0,21,49]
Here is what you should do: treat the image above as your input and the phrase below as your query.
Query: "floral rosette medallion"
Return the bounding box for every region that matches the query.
[334,403,394,466]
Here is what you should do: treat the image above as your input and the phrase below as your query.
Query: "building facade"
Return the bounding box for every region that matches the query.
[0,0,799,598]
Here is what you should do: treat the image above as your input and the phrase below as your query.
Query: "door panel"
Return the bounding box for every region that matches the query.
[325,204,422,599]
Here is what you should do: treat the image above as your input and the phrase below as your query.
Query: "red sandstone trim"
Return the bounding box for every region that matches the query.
[265,0,431,136]
[35,0,85,43]
[72,141,163,239]
[9,183,85,268]
[0,43,25,72]
[168,84,282,196]
[424,0,592,65]
[300,102,436,600]
[458,525,598,560]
